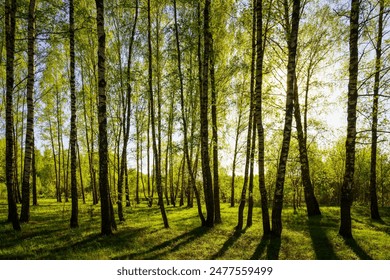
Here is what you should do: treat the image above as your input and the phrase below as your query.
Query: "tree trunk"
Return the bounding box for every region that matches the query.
[254,0,271,235]
[81,64,98,205]
[147,0,169,228]
[16,92,23,204]
[247,113,256,228]
[20,0,36,223]
[210,38,221,224]
[339,0,359,239]
[64,141,70,202]
[77,143,86,204]
[125,161,130,207]
[201,0,215,228]
[147,100,152,206]
[69,0,79,228]
[165,91,174,206]
[230,109,242,207]
[293,77,321,216]
[96,0,115,235]
[271,0,300,237]
[369,0,383,221]
[32,143,37,206]
[236,0,257,232]
[173,0,206,224]
[117,0,138,222]
[5,0,21,231]
[136,112,141,205]
[48,119,60,202]
[155,9,163,205]
[55,86,63,203]
[165,92,174,206]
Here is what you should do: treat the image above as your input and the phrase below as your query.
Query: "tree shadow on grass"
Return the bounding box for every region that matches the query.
[308,216,339,260]
[343,237,373,260]
[43,227,147,259]
[250,235,281,260]
[211,230,243,259]
[114,226,210,260]
[0,228,65,251]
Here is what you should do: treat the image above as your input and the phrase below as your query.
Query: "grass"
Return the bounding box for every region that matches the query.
[0,199,389,259]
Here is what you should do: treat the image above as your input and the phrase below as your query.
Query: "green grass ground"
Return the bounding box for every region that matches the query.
[0,199,389,259]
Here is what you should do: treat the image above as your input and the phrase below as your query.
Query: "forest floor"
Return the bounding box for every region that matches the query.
[0,199,389,259]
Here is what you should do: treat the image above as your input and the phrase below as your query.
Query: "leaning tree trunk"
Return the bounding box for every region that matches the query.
[96,0,115,235]
[339,0,359,239]
[20,0,36,223]
[5,0,20,231]
[271,0,300,237]
[69,0,79,228]
[369,0,383,221]
[293,77,321,217]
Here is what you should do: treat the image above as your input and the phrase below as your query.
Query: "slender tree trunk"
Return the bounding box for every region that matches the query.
[236,0,257,232]
[13,129,19,203]
[64,141,70,202]
[32,143,37,206]
[69,0,79,228]
[81,65,98,205]
[293,77,321,216]
[136,111,141,205]
[20,0,36,223]
[16,92,24,204]
[147,102,152,206]
[339,0,359,239]
[49,119,60,202]
[230,109,242,207]
[369,0,383,221]
[90,49,99,206]
[254,0,271,235]
[201,0,215,228]
[147,0,169,228]
[55,86,63,203]
[117,0,138,222]
[96,0,115,235]
[125,161,130,207]
[303,68,310,143]
[210,38,221,224]
[170,155,177,207]
[271,0,300,237]
[5,0,21,231]
[155,9,163,203]
[77,143,86,204]
[247,114,256,228]
[173,0,205,224]
[165,94,174,206]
